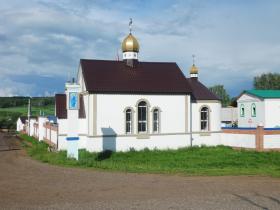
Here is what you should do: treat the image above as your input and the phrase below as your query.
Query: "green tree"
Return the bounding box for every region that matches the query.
[254,73,280,89]
[209,85,230,107]
[0,111,21,129]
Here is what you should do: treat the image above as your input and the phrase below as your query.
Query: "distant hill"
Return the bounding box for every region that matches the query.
[0,96,54,108]
[0,97,55,129]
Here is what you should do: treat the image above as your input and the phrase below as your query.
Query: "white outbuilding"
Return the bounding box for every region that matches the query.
[16,116,27,132]
[237,90,280,128]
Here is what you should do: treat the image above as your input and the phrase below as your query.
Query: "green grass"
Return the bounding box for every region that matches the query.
[0,105,54,129]
[20,134,280,177]
[0,105,54,116]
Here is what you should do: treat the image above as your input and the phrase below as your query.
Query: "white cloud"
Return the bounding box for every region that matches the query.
[0,77,34,96]
[0,0,279,96]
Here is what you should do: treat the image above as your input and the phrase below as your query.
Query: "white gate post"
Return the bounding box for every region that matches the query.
[65,81,80,160]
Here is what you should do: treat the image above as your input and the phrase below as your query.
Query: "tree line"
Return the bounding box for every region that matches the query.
[0,112,21,130]
[209,73,280,107]
[0,97,54,108]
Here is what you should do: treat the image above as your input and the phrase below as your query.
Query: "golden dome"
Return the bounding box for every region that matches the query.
[190,64,198,74]
[122,33,139,52]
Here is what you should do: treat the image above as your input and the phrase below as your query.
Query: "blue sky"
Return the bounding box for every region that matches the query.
[0,0,279,97]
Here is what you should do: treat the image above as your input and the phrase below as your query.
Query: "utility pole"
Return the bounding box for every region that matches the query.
[28,98,31,136]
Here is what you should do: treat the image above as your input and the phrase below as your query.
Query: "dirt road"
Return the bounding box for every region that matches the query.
[1,132,280,209]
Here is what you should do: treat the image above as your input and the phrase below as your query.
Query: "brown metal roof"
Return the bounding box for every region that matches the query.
[19,116,27,124]
[55,94,86,119]
[80,59,192,94]
[186,78,220,101]
[55,60,219,120]
[79,95,86,119]
[55,94,67,119]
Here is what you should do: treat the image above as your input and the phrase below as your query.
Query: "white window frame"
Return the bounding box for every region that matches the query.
[138,101,148,133]
[152,108,160,133]
[200,106,209,131]
[240,104,245,117]
[125,109,132,134]
[251,103,256,117]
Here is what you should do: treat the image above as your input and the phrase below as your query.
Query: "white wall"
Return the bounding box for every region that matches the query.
[58,135,67,150]
[16,119,24,132]
[50,128,58,145]
[192,133,221,146]
[33,123,39,138]
[96,94,187,136]
[237,93,264,128]
[38,117,47,141]
[45,126,50,140]
[85,134,191,152]
[28,119,37,136]
[58,132,280,152]
[191,101,221,132]
[58,134,92,151]
[58,133,226,152]
[221,107,238,123]
[220,133,256,148]
[57,92,224,152]
[264,99,280,128]
[57,119,67,135]
[264,134,280,149]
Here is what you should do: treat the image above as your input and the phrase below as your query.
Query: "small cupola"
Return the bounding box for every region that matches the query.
[190,54,198,78]
[122,34,139,53]
[122,18,140,67]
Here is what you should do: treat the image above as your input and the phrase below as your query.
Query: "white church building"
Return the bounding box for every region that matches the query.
[55,27,221,152]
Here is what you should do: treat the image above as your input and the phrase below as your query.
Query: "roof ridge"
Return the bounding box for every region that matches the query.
[245,89,280,98]
[80,58,177,64]
[249,89,280,91]
[79,59,194,94]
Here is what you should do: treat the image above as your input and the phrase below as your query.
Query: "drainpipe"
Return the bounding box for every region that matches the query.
[56,124,58,150]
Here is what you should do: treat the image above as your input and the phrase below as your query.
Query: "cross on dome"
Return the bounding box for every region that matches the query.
[121,18,140,67]
[129,18,133,34]
[190,54,199,77]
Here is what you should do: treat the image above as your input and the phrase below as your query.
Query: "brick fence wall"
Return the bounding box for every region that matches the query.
[43,122,58,146]
[222,127,280,151]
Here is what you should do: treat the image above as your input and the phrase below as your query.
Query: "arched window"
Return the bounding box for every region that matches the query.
[125,109,132,134]
[138,101,147,133]
[251,103,256,117]
[200,106,209,131]
[240,104,245,117]
[153,108,159,133]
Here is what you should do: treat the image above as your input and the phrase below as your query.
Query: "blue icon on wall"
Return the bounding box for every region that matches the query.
[69,92,78,109]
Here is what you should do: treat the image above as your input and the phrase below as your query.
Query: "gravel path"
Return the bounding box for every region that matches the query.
[1,132,280,209]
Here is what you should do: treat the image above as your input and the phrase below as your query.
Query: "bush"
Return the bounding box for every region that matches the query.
[0,111,21,129]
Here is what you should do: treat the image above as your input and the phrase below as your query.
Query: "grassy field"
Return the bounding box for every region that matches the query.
[0,105,54,129]
[0,96,55,129]
[20,134,280,177]
[0,105,54,116]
